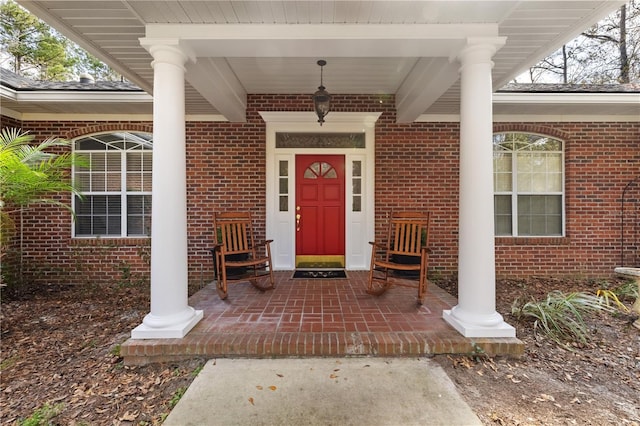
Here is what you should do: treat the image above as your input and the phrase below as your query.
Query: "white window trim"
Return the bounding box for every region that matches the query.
[494,132,565,237]
[72,132,152,238]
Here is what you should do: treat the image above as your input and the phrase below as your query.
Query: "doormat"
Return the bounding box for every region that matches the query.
[296,262,344,269]
[292,270,347,279]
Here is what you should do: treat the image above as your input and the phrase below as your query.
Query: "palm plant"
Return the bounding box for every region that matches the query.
[0,127,85,285]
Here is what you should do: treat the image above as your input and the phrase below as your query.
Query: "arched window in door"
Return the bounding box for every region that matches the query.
[303,162,338,179]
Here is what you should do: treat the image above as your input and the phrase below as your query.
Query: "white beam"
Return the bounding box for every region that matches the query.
[185,58,247,123]
[145,23,499,58]
[395,58,460,123]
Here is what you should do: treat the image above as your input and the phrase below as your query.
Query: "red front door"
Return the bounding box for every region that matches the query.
[295,155,345,265]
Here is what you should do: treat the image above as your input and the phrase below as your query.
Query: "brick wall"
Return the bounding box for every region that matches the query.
[493,122,639,277]
[1,96,638,289]
[1,121,153,288]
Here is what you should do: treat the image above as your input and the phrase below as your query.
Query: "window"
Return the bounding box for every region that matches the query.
[493,133,564,236]
[73,132,152,237]
[352,161,362,212]
[278,160,288,212]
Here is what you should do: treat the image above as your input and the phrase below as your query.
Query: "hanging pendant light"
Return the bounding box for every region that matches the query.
[312,60,331,126]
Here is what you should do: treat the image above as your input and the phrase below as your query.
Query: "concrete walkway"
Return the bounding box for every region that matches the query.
[163,357,481,426]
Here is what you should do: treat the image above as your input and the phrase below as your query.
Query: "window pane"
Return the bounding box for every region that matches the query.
[76,138,105,151]
[279,160,288,177]
[107,216,121,235]
[546,195,562,214]
[127,216,143,235]
[547,153,561,170]
[107,196,121,214]
[127,173,143,191]
[279,178,288,194]
[75,173,90,191]
[493,153,512,172]
[517,172,531,192]
[324,169,337,178]
[75,216,91,235]
[143,152,152,171]
[106,172,121,191]
[276,132,365,148]
[91,154,106,171]
[127,152,142,172]
[352,195,361,212]
[353,161,362,177]
[92,196,107,214]
[353,179,361,194]
[517,154,532,172]
[518,195,562,236]
[279,196,288,212]
[127,195,151,236]
[532,173,547,192]
[75,195,91,215]
[106,153,121,171]
[546,215,562,234]
[128,196,143,214]
[494,174,512,192]
[494,195,512,235]
[143,174,152,192]
[93,216,107,234]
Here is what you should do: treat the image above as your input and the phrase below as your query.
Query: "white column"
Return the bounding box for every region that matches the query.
[443,38,515,338]
[132,43,203,338]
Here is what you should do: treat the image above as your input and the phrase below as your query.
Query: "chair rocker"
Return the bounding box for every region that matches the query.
[210,212,275,300]
[367,211,431,304]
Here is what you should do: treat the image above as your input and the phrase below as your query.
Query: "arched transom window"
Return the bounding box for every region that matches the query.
[493,132,564,237]
[304,161,338,179]
[73,132,152,237]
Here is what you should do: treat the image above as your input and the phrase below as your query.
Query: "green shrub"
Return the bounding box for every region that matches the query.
[512,290,614,345]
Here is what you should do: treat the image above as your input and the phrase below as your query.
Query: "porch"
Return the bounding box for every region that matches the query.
[121,271,523,365]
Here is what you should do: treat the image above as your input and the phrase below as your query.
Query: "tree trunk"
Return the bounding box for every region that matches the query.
[619,4,630,83]
[562,45,568,83]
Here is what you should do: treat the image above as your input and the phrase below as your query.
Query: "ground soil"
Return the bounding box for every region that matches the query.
[435,276,640,426]
[1,276,638,425]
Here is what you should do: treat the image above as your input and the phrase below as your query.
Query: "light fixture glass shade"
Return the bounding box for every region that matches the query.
[313,86,331,125]
[312,60,330,125]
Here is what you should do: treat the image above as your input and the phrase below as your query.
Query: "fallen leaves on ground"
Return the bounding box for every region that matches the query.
[0,284,204,425]
[434,276,640,425]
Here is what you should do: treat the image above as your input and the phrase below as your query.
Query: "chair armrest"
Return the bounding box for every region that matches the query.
[369,241,391,251]
[255,239,274,247]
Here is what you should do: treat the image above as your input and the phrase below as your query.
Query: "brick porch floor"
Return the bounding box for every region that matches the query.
[121,271,524,364]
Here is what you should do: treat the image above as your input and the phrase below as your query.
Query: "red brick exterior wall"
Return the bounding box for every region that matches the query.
[1,95,638,288]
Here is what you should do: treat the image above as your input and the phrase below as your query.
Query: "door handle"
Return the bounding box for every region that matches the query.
[296,206,301,231]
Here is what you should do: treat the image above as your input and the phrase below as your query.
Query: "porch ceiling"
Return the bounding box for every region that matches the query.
[15,1,625,121]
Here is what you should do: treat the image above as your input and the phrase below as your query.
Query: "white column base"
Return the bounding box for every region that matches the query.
[131,308,203,339]
[443,308,515,338]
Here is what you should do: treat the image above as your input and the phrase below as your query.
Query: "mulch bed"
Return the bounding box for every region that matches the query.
[1,275,638,425]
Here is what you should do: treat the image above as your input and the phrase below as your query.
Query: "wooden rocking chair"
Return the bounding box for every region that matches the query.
[210,212,275,300]
[367,211,431,304]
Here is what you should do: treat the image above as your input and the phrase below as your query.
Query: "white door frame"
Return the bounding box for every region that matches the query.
[261,111,381,270]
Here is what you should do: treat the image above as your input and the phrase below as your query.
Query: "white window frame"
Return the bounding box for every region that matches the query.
[493,132,565,237]
[72,132,153,238]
